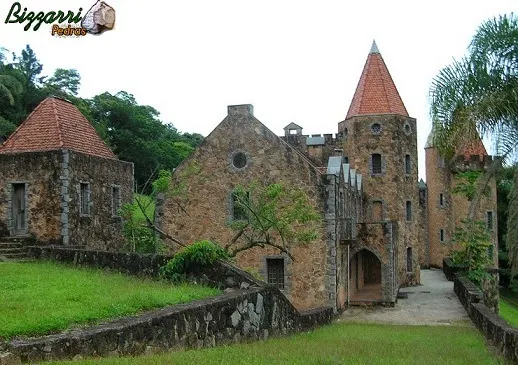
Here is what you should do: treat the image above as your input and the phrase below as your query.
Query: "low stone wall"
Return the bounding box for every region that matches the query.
[26,246,262,289]
[442,257,465,281]
[454,274,518,363]
[5,246,333,363]
[7,287,333,363]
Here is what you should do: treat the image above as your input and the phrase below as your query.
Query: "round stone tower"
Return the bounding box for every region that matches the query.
[338,41,421,286]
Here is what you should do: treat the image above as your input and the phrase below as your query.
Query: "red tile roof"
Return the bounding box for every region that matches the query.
[0,97,116,159]
[458,136,488,159]
[346,42,409,119]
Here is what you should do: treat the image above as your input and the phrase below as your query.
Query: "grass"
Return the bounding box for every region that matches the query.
[499,296,518,327]
[43,322,499,365]
[0,261,219,339]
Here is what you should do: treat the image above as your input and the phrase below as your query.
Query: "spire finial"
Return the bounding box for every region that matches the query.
[370,40,379,54]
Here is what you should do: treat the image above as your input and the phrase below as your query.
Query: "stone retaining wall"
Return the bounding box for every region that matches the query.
[453,274,518,363]
[7,287,333,363]
[5,246,333,363]
[442,257,464,281]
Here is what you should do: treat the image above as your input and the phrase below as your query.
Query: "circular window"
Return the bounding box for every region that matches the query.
[232,152,247,169]
[404,123,411,135]
[371,123,381,134]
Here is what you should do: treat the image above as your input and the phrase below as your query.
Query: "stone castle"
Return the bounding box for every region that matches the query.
[157,41,498,311]
[0,41,498,313]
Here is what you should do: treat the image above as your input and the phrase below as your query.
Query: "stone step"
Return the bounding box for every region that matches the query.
[0,252,28,259]
[0,242,23,249]
[0,247,25,254]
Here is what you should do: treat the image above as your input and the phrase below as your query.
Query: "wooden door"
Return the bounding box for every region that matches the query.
[12,184,27,235]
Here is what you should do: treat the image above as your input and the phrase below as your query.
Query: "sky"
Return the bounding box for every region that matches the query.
[0,0,515,181]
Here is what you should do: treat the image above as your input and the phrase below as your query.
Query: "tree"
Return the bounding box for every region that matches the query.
[429,13,518,275]
[45,68,81,96]
[225,182,321,260]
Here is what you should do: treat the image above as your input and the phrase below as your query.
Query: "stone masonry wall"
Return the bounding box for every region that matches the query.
[426,150,498,268]
[7,286,333,363]
[0,151,62,243]
[338,114,420,287]
[66,151,133,250]
[453,273,518,363]
[158,105,330,311]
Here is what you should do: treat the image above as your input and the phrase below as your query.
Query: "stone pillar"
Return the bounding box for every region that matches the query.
[324,174,338,312]
[60,149,70,245]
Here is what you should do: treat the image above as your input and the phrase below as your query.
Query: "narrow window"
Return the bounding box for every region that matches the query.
[343,156,349,164]
[80,183,90,215]
[371,154,382,174]
[487,245,494,260]
[267,258,285,290]
[112,186,121,216]
[486,211,493,231]
[405,154,411,174]
[440,229,445,243]
[406,247,412,272]
[439,193,444,207]
[406,201,412,221]
[232,191,249,221]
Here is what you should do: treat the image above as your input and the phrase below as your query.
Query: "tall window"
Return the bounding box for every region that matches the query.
[232,191,249,221]
[439,193,444,207]
[80,183,90,215]
[486,211,494,231]
[406,247,413,272]
[267,258,285,290]
[343,156,349,164]
[112,186,121,216]
[440,229,445,243]
[406,201,412,221]
[405,154,411,174]
[371,154,382,174]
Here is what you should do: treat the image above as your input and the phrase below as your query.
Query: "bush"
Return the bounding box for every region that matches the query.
[161,240,228,282]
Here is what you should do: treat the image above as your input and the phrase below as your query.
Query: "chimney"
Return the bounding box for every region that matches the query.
[228,104,254,117]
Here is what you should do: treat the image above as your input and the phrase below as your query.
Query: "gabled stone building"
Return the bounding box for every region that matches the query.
[0,97,133,249]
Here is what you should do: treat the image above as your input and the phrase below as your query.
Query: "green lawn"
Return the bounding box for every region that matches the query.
[0,261,219,339]
[44,322,499,365]
[499,297,518,327]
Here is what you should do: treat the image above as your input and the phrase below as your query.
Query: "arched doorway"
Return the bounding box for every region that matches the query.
[349,249,382,302]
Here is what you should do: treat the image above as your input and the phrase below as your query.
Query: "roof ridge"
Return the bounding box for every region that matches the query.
[0,97,49,147]
[51,98,64,148]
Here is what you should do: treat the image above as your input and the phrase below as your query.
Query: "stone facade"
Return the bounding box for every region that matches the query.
[157,105,367,312]
[424,146,498,268]
[0,149,133,249]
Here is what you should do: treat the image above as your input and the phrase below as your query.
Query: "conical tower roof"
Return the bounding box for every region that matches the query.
[346,41,409,119]
[0,97,116,159]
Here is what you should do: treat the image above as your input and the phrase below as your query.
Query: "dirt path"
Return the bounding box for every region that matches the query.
[340,269,471,326]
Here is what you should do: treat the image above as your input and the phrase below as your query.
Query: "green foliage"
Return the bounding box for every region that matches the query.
[0,261,219,339]
[44,68,81,96]
[452,171,491,201]
[226,182,321,259]
[507,169,518,278]
[161,240,228,283]
[451,219,492,285]
[119,200,162,254]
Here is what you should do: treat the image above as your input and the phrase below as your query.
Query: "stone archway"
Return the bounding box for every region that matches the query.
[349,249,382,303]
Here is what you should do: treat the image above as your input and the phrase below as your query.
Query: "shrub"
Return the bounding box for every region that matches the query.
[161,240,228,282]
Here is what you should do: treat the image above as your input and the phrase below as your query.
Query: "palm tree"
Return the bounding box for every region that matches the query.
[429,13,518,274]
[0,47,22,106]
